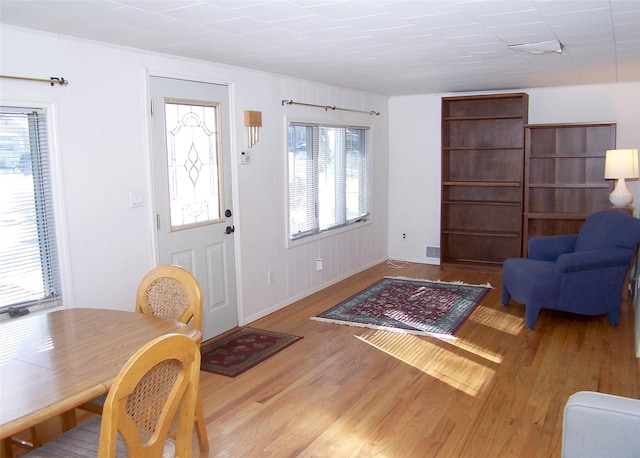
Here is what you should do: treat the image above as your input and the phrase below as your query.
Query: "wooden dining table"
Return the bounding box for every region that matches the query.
[0,307,201,441]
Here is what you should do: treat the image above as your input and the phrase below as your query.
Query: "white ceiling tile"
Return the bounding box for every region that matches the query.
[614,23,640,41]
[220,16,284,33]
[611,1,640,15]
[363,24,433,42]
[489,21,556,43]
[533,1,611,15]
[379,1,463,18]
[302,1,390,20]
[139,18,203,36]
[443,32,500,45]
[73,22,156,43]
[25,0,122,16]
[266,11,343,32]
[1,7,90,33]
[408,11,479,30]
[459,43,511,57]
[244,27,305,43]
[455,0,538,16]
[543,9,612,29]
[240,2,312,22]
[197,29,256,47]
[472,10,543,28]
[201,0,278,11]
[0,0,638,95]
[89,5,174,28]
[144,3,244,24]
[337,12,412,31]
[302,26,372,42]
[121,1,203,14]
[428,23,492,40]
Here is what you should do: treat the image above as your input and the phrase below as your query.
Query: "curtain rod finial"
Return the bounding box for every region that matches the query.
[50,77,68,86]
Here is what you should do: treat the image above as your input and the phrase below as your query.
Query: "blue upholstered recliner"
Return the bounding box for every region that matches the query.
[502,209,640,329]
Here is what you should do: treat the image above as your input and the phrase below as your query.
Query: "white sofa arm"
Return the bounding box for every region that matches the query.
[562,391,640,458]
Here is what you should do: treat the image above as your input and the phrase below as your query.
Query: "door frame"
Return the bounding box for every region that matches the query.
[142,67,244,331]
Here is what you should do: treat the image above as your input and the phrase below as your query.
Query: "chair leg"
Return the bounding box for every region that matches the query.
[195,391,209,452]
[501,286,511,305]
[525,305,541,330]
[607,308,620,326]
[168,389,208,450]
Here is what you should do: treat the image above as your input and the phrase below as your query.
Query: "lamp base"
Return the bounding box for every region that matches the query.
[609,178,634,206]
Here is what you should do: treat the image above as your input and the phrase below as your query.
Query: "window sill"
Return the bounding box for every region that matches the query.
[287,218,372,249]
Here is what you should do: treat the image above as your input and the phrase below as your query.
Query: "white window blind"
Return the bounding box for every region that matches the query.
[0,107,62,318]
[288,123,370,240]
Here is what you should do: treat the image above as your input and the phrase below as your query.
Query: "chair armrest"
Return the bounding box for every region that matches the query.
[528,235,577,261]
[555,248,633,273]
[562,391,640,458]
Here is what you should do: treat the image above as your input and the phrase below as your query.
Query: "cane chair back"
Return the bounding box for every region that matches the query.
[136,265,203,332]
[136,264,209,452]
[79,264,209,452]
[26,333,200,458]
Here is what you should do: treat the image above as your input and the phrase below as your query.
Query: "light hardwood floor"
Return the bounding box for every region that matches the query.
[195,262,640,457]
[10,261,636,457]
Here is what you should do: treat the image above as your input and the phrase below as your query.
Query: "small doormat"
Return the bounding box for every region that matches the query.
[312,276,491,337]
[200,327,303,377]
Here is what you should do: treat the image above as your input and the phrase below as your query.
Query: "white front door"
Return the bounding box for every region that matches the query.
[150,76,238,340]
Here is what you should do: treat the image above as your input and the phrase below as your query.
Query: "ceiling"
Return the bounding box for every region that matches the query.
[1,0,639,96]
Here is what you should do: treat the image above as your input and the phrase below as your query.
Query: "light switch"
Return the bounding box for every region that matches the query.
[129,190,144,208]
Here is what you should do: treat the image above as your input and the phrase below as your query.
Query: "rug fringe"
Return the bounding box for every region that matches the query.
[384,276,493,289]
[310,316,458,340]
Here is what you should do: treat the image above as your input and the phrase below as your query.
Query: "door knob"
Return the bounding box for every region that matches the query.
[225,225,235,234]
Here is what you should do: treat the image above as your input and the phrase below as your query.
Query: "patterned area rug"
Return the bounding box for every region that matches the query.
[200,328,303,377]
[312,276,491,337]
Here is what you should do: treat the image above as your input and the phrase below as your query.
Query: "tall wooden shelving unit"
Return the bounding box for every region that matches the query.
[523,122,616,254]
[441,93,528,272]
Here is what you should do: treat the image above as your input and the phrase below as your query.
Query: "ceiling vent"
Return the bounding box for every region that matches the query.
[508,40,564,55]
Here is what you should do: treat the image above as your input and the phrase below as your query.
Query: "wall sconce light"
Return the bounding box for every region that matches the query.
[605,148,639,206]
[244,110,262,148]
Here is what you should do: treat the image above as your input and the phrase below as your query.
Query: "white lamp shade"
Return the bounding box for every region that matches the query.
[605,149,639,179]
[605,149,639,206]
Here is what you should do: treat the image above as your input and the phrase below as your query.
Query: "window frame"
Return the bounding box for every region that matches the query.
[286,120,372,246]
[0,102,68,320]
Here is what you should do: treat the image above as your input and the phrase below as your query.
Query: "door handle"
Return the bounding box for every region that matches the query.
[225,225,235,235]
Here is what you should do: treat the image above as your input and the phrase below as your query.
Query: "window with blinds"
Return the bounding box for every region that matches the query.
[0,107,62,318]
[288,122,370,240]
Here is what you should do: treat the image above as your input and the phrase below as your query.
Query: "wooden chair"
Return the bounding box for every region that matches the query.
[81,264,209,452]
[135,264,203,332]
[25,333,200,457]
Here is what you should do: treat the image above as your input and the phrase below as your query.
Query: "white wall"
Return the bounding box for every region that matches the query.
[0,25,389,326]
[388,94,443,264]
[388,82,640,355]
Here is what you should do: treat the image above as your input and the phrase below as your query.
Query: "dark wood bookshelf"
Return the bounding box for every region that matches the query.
[441,93,528,272]
[523,122,616,254]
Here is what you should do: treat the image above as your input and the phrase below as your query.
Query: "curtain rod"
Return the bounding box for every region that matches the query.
[0,75,69,86]
[282,99,380,116]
